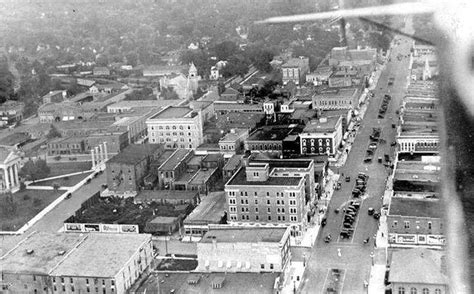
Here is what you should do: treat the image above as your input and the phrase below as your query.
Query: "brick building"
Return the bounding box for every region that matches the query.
[196,226,291,273]
[225,163,307,238]
[281,57,310,85]
[106,144,164,196]
[0,232,153,294]
[299,116,343,156]
[387,197,445,247]
[312,88,360,110]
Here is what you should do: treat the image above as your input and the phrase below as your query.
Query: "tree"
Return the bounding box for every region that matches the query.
[0,62,15,104]
[19,159,50,181]
[211,41,239,61]
[46,125,62,139]
[125,52,139,67]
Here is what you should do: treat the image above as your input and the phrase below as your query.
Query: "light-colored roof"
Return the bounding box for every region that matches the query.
[149,106,194,120]
[389,248,447,284]
[302,116,341,133]
[184,192,226,225]
[50,233,150,277]
[200,227,288,243]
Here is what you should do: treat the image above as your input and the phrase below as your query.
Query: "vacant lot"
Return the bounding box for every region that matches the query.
[30,172,93,187]
[0,189,61,231]
[47,162,92,177]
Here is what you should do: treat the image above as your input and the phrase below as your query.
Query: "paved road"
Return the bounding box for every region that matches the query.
[1,172,106,254]
[300,25,414,293]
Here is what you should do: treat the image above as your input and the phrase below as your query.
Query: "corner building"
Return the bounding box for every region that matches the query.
[225,163,307,239]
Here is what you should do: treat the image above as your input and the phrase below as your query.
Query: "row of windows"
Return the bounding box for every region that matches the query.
[228,191,299,198]
[231,206,293,214]
[234,199,289,205]
[248,143,281,151]
[316,99,352,106]
[302,147,332,153]
[53,286,114,293]
[398,287,442,294]
[151,131,194,137]
[302,138,331,144]
[150,125,194,131]
[52,278,114,286]
[220,144,235,150]
[228,214,299,222]
[392,220,442,230]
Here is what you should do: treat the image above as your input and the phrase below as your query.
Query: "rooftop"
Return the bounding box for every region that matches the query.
[201,227,288,243]
[0,232,85,275]
[247,125,302,142]
[108,99,179,109]
[282,57,309,68]
[0,132,31,146]
[251,158,312,169]
[149,216,179,224]
[159,149,192,171]
[226,167,302,187]
[302,116,341,133]
[108,144,163,165]
[389,197,442,218]
[389,248,447,284]
[184,191,226,225]
[393,171,439,183]
[50,233,150,277]
[149,106,194,120]
[190,168,218,185]
[136,272,279,294]
[223,154,243,171]
[220,129,249,142]
[313,87,358,99]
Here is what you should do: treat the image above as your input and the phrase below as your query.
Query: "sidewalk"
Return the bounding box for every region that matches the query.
[281,261,305,294]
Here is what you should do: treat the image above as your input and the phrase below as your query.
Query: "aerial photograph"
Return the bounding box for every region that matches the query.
[0,0,472,293]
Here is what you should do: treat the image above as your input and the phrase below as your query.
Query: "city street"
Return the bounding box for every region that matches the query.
[300,23,414,293]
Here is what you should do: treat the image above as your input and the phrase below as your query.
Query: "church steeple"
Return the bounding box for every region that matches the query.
[189,62,197,78]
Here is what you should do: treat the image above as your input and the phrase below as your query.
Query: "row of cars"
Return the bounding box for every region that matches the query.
[378,94,392,119]
[352,172,369,198]
[340,200,361,239]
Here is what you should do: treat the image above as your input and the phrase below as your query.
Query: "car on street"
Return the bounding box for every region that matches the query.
[350,200,361,208]
[321,218,327,226]
[369,142,378,149]
[340,231,351,239]
[373,212,381,219]
[345,176,351,182]
[368,207,375,215]
[364,157,373,163]
[343,222,352,228]
[391,141,397,146]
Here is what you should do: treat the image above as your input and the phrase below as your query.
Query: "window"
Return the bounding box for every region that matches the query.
[33,275,36,281]
[268,216,271,221]
[267,200,270,205]
[54,286,57,291]
[398,287,405,294]
[254,192,258,196]
[434,289,441,294]
[256,215,259,220]
[423,289,430,294]
[71,286,75,292]
[393,221,398,227]
[86,279,89,285]
[270,264,274,269]
[404,221,410,229]
[428,222,432,230]
[255,208,259,213]
[61,278,65,283]
[255,199,258,204]
[62,286,66,292]
[266,192,270,196]
[70,278,73,283]
[410,288,417,294]
[267,207,271,213]
[261,264,265,269]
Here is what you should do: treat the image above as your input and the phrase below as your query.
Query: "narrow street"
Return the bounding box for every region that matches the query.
[300,24,414,293]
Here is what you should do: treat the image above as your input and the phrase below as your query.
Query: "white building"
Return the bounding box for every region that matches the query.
[146,106,204,149]
[299,116,343,156]
[0,146,21,193]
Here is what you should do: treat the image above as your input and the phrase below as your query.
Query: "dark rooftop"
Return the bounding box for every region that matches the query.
[184,191,226,225]
[108,144,162,165]
[226,167,302,187]
[247,125,302,141]
[134,190,198,203]
[223,154,243,171]
[389,197,442,218]
[159,149,192,171]
[201,227,287,243]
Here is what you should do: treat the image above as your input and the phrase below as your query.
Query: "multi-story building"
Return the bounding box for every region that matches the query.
[47,137,86,155]
[106,144,164,196]
[387,197,445,247]
[0,146,21,193]
[93,66,111,76]
[245,125,303,155]
[0,100,24,127]
[328,46,377,67]
[42,90,64,104]
[156,149,194,189]
[146,106,204,149]
[299,116,343,156]
[389,248,448,294]
[225,163,307,238]
[281,57,310,85]
[218,128,249,155]
[196,226,291,273]
[306,66,332,86]
[0,232,153,294]
[312,88,360,110]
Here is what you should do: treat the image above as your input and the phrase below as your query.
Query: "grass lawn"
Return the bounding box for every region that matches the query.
[0,189,62,231]
[47,161,92,177]
[155,258,198,271]
[30,172,93,187]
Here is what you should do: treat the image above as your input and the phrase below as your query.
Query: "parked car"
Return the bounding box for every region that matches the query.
[340,231,351,239]
[321,217,327,226]
[350,201,361,208]
[391,141,397,146]
[65,193,72,199]
[373,212,381,219]
[343,222,353,228]
[368,207,375,215]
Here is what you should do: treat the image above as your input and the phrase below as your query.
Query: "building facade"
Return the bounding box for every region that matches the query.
[0,146,21,193]
[225,163,307,238]
[146,106,204,149]
[196,226,291,273]
[299,116,343,156]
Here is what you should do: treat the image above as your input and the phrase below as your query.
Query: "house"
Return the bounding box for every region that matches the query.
[144,216,182,235]
[196,226,291,273]
[222,154,243,182]
[0,100,25,126]
[281,57,310,85]
[42,90,65,104]
[306,66,333,86]
[219,88,241,102]
[389,248,448,294]
[93,66,110,76]
[245,125,303,155]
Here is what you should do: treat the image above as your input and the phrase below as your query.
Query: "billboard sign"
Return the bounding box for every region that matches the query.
[64,223,139,234]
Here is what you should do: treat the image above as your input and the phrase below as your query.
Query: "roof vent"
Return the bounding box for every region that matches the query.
[26,249,34,255]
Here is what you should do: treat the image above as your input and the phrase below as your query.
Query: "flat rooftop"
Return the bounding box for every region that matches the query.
[252,158,312,169]
[313,87,358,99]
[247,125,301,141]
[389,197,442,218]
[226,167,302,187]
[394,171,439,183]
[396,161,440,172]
[0,232,85,274]
[50,233,150,277]
[190,168,217,185]
[184,191,226,225]
[390,248,447,284]
[136,272,279,294]
[159,149,191,171]
[201,227,287,243]
[303,117,340,133]
[108,144,162,165]
[150,106,193,120]
[220,128,248,142]
[223,154,243,171]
